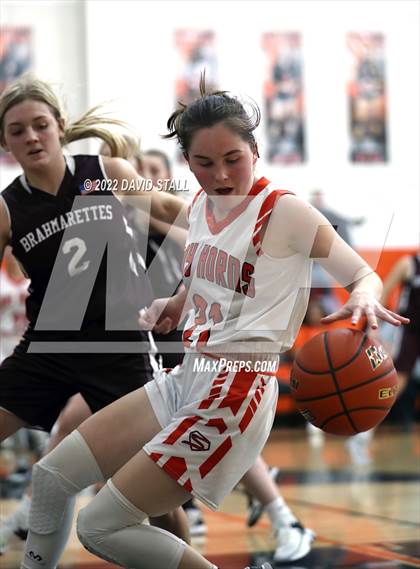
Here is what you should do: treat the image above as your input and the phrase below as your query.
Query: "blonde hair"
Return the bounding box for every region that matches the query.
[0,74,132,157]
[99,133,143,171]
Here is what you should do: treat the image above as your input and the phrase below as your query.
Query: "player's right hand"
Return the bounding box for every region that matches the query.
[138,297,176,334]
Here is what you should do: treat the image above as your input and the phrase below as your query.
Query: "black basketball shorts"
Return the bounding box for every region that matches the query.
[0,341,153,431]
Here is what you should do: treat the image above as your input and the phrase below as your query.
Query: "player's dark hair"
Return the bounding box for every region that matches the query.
[164,74,260,156]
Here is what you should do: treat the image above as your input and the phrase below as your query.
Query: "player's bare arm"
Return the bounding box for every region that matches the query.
[262,194,409,329]
[102,156,189,228]
[0,197,11,265]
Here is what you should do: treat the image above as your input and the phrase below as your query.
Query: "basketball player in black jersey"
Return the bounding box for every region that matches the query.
[0,75,190,548]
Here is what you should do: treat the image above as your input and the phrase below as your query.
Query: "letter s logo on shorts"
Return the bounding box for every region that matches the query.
[182,430,211,451]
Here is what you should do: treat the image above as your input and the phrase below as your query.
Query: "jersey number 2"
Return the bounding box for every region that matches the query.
[62,237,90,277]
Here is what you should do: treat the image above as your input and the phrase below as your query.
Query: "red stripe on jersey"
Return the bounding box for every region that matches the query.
[205,177,271,235]
[199,370,229,410]
[149,452,163,463]
[218,370,258,415]
[252,189,293,255]
[162,456,188,480]
[250,398,257,413]
[239,406,254,433]
[183,478,193,493]
[163,416,201,445]
[239,381,267,432]
[198,398,213,410]
[206,417,228,434]
[199,436,233,479]
[187,189,205,222]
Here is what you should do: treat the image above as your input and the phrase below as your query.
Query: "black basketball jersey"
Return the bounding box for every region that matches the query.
[399,253,420,332]
[1,155,152,342]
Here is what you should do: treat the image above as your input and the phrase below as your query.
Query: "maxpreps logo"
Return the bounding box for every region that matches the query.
[365,345,388,371]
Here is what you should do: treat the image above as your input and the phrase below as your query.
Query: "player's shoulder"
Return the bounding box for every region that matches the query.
[1,174,24,198]
[270,191,314,218]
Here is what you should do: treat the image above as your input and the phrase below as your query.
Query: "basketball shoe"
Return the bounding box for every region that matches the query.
[273,520,315,563]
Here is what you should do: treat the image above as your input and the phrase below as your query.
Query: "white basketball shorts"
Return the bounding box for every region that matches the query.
[143,353,278,510]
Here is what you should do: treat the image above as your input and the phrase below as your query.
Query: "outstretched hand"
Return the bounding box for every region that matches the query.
[320,290,410,330]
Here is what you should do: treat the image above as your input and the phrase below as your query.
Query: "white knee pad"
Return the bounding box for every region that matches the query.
[77,480,186,569]
[31,430,105,534]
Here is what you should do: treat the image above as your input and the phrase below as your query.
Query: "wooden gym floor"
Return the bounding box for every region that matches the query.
[1,426,419,569]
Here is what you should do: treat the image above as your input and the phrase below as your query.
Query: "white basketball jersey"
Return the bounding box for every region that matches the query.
[182,177,313,356]
[0,270,28,360]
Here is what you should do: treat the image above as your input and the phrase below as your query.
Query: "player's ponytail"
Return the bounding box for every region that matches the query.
[62,105,128,158]
[164,72,260,156]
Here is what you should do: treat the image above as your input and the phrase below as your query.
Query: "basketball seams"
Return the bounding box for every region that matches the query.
[320,406,392,431]
[294,364,395,403]
[294,330,369,375]
[291,328,399,435]
[323,332,358,434]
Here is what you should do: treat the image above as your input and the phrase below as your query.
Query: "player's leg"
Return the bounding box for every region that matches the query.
[76,445,267,569]
[23,380,271,569]
[22,385,190,569]
[0,408,26,442]
[1,395,91,552]
[242,456,314,563]
[183,498,207,537]
[78,449,213,569]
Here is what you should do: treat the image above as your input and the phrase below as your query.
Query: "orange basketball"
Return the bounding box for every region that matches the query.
[290,328,398,436]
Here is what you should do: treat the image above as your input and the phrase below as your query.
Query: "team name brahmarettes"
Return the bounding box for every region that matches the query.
[19,204,113,253]
[183,242,255,298]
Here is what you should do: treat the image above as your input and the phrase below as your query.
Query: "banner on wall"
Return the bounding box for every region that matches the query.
[347,32,388,163]
[174,29,217,104]
[173,29,217,162]
[0,27,33,165]
[262,32,305,164]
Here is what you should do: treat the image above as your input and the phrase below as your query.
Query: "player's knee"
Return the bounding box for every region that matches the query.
[77,480,148,551]
[77,484,187,569]
[30,431,105,535]
[30,461,71,534]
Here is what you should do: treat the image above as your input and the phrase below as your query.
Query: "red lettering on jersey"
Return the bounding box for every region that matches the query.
[227,256,242,293]
[242,262,256,298]
[197,245,211,278]
[215,250,228,288]
[183,243,198,277]
[205,246,218,283]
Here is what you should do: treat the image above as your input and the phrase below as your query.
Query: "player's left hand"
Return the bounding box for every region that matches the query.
[320,290,410,330]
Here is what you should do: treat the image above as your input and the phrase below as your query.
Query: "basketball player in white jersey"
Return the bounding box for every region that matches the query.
[21,81,408,569]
